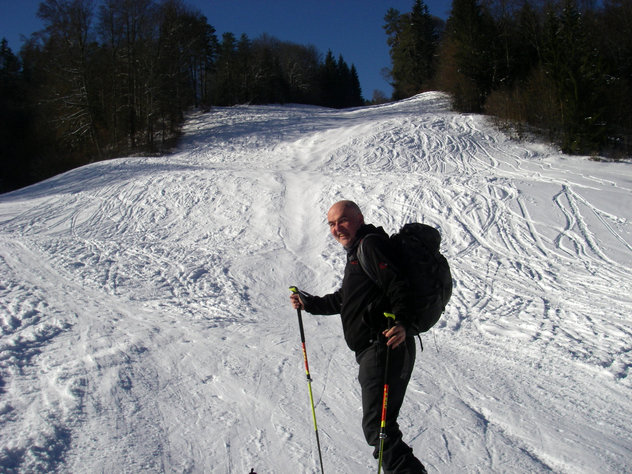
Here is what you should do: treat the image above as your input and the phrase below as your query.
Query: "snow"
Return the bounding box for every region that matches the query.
[1,92,631,473]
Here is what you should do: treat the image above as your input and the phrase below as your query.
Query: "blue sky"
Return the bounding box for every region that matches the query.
[0,0,451,99]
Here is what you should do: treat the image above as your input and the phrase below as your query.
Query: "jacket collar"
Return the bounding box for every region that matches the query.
[345,224,387,254]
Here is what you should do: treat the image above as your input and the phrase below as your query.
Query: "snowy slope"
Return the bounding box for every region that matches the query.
[1,92,631,473]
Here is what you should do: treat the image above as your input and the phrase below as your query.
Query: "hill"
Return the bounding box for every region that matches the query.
[1,92,631,472]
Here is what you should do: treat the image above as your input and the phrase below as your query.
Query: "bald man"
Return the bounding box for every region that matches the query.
[291,201,426,473]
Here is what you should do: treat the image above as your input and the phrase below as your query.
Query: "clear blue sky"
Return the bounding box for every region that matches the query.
[0,0,451,99]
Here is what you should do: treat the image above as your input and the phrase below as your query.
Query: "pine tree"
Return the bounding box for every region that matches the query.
[598,0,632,153]
[320,50,338,107]
[317,51,363,108]
[440,0,497,111]
[541,0,607,152]
[384,0,442,100]
[349,64,363,106]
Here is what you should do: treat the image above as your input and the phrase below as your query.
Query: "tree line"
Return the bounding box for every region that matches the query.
[1,0,362,193]
[384,0,632,157]
[3,0,630,193]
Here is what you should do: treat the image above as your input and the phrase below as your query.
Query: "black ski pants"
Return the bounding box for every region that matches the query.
[356,336,426,474]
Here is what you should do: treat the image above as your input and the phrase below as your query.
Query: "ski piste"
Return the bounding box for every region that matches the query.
[0,93,630,472]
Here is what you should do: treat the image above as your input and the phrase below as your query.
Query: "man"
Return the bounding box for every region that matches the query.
[290,200,427,473]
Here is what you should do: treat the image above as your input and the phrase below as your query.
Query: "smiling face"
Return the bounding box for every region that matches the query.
[327,201,364,248]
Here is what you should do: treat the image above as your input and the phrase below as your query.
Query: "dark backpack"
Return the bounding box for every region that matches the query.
[357,223,452,335]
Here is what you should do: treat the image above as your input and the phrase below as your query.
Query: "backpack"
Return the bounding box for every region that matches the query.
[357,223,452,335]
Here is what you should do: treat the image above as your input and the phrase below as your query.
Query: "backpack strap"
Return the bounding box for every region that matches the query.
[360,234,425,352]
[356,234,382,286]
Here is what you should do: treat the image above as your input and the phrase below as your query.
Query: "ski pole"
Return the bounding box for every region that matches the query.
[289,286,325,474]
[377,312,396,474]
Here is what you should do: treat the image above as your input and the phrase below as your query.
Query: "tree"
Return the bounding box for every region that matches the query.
[36,0,102,156]
[250,37,288,104]
[349,64,364,106]
[211,32,239,105]
[439,0,498,111]
[317,50,363,108]
[157,1,217,132]
[598,0,632,153]
[276,40,320,104]
[5,0,372,191]
[384,0,443,100]
[541,0,607,152]
[96,0,157,149]
[370,89,389,104]
[0,39,34,192]
[319,50,339,107]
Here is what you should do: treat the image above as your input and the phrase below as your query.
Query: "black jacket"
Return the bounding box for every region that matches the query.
[302,224,414,353]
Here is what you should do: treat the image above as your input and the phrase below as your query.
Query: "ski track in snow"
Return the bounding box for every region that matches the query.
[0,92,631,473]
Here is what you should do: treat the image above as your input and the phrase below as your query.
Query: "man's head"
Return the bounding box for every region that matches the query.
[327,200,364,248]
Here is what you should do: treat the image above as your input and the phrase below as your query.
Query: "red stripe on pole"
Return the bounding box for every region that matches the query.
[381,384,389,427]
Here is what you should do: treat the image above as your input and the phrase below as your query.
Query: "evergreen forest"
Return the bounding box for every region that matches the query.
[1,0,630,193]
[386,0,632,158]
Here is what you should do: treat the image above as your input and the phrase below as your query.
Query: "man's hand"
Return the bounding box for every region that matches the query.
[290,293,304,310]
[383,323,406,348]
